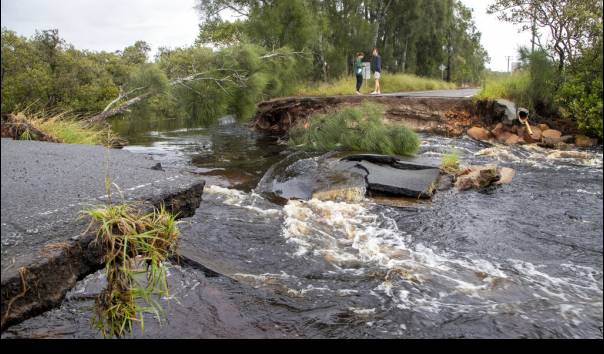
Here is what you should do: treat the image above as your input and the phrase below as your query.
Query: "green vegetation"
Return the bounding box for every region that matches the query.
[477,71,531,106]
[295,73,456,96]
[5,111,119,145]
[485,0,603,139]
[2,0,489,130]
[84,203,180,338]
[477,50,557,116]
[31,113,118,145]
[289,102,420,156]
[440,151,460,175]
[198,0,488,84]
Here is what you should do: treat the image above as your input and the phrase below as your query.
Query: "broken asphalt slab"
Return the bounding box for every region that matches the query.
[341,154,441,199]
[1,139,205,330]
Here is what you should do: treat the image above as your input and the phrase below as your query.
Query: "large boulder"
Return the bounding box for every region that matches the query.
[455,165,500,191]
[496,131,513,144]
[467,127,491,141]
[542,129,562,139]
[504,134,521,145]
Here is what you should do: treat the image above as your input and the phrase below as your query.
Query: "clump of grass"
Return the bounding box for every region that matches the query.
[8,111,121,146]
[440,151,461,175]
[83,203,180,338]
[289,101,420,156]
[294,73,456,96]
[476,71,531,108]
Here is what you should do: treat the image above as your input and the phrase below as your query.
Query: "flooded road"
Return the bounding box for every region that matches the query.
[3,120,602,339]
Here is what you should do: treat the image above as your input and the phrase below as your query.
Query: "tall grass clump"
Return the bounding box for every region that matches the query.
[477,50,558,116]
[440,151,460,175]
[7,111,121,146]
[294,73,456,96]
[289,102,420,156]
[477,71,532,108]
[83,204,180,338]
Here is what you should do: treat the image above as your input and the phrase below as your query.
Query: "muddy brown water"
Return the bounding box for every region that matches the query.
[3,119,602,339]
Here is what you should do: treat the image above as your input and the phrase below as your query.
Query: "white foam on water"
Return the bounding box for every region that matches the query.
[204,185,282,216]
[200,183,601,330]
[468,144,604,171]
[280,197,603,318]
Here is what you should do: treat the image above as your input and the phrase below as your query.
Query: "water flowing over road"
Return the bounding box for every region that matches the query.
[3,120,602,339]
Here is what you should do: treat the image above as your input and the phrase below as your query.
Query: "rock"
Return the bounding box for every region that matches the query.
[151,162,164,171]
[455,165,499,191]
[538,123,550,132]
[495,167,516,185]
[467,127,491,141]
[560,135,574,143]
[437,174,454,191]
[257,152,367,201]
[496,131,513,144]
[519,125,541,143]
[356,161,441,198]
[490,123,504,139]
[539,137,570,150]
[542,136,562,145]
[542,129,562,139]
[494,99,517,124]
[504,134,521,145]
[575,135,597,147]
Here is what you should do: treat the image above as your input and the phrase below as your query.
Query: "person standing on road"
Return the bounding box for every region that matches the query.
[371,47,382,95]
[354,52,364,95]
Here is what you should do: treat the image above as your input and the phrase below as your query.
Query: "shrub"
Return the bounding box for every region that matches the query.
[288,102,420,156]
[556,39,603,139]
[440,151,460,174]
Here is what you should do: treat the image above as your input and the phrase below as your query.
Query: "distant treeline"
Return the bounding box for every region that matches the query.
[197,0,488,83]
[1,0,489,124]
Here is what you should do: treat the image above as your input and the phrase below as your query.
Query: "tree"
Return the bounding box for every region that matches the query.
[195,0,488,83]
[487,0,603,73]
[121,41,151,65]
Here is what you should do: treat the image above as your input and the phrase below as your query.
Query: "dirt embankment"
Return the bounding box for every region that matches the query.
[251,96,573,137]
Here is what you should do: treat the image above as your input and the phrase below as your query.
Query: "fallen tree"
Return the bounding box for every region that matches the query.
[85,49,309,124]
[86,69,247,124]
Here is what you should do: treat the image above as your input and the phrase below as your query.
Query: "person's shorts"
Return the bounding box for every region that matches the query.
[374,71,381,80]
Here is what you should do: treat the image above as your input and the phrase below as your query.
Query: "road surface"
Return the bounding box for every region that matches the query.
[0,138,204,329]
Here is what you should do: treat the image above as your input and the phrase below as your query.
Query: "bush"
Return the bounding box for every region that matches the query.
[477,70,531,108]
[477,49,557,115]
[440,151,460,174]
[288,102,420,156]
[556,39,603,139]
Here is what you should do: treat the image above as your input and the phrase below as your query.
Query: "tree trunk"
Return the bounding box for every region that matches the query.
[402,38,408,73]
[86,92,152,124]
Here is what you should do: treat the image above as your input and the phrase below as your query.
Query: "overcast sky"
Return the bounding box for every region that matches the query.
[1,0,532,72]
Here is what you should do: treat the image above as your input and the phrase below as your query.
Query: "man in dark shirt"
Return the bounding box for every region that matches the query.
[371,47,382,95]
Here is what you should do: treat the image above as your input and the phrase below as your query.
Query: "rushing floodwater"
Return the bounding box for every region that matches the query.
[3,120,602,339]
